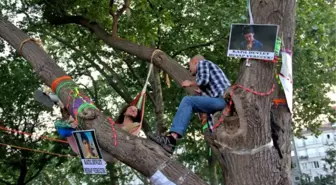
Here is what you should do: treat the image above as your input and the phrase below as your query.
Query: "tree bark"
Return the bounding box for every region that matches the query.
[0,19,207,185]
[149,66,166,134]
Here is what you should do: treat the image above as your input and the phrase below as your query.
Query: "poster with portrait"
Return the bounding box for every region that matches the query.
[73,130,107,174]
[227,24,279,60]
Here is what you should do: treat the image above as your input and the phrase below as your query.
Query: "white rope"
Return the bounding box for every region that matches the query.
[141,63,153,94]
[248,0,254,24]
[225,140,273,155]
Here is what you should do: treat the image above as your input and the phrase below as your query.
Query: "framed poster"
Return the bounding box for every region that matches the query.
[73,130,107,174]
[227,24,279,60]
[73,130,102,159]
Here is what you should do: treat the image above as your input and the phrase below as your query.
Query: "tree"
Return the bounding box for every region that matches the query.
[0,0,335,184]
[0,46,71,184]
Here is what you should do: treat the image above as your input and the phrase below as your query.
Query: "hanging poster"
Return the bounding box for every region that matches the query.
[73,130,107,174]
[227,24,279,60]
[150,170,176,185]
[279,51,293,114]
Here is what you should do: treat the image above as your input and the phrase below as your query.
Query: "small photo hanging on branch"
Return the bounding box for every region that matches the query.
[73,130,107,175]
[227,24,279,60]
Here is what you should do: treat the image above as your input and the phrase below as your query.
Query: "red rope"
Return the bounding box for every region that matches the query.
[0,142,76,158]
[0,126,68,144]
[233,83,275,96]
[108,117,117,146]
[214,83,275,128]
[278,73,293,84]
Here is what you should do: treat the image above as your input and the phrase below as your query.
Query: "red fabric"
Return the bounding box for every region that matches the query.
[130,92,142,106]
[129,94,146,135]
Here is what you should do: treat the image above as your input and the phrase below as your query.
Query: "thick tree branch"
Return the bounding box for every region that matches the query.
[109,0,130,37]
[46,15,197,95]
[0,19,207,185]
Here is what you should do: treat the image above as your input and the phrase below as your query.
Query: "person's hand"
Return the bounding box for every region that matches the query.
[194,88,201,94]
[68,117,78,128]
[181,80,193,87]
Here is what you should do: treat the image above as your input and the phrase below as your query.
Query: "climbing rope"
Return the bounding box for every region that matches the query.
[151,49,171,88]
[18,38,43,56]
[214,83,275,128]
[0,125,68,144]
[0,142,76,158]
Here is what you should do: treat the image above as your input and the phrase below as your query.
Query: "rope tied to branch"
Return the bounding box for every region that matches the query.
[151,49,171,88]
[224,140,274,155]
[18,38,43,56]
[52,76,73,93]
[0,142,76,158]
[214,83,275,128]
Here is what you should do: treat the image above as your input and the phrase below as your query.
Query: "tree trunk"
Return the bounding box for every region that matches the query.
[0,19,207,185]
[206,1,295,185]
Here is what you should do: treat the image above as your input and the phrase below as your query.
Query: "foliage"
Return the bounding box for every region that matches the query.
[0,0,335,184]
[0,41,72,184]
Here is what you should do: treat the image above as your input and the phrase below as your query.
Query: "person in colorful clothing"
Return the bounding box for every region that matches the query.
[149,55,231,154]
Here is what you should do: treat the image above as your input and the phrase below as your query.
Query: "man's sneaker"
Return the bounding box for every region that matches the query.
[148,134,176,154]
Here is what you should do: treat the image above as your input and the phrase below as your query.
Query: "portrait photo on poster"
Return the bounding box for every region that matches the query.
[227,24,279,60]
[73,130,102,159]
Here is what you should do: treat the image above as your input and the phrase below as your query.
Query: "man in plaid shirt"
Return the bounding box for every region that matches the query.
[149,55,231,154]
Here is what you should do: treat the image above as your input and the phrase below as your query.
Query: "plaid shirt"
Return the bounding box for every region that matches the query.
[196,60,231,97]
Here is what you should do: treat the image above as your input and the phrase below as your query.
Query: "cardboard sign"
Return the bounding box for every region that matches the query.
[73,130,107,174]
[150,170,176,185]
[279,52,293,113]
[81,159,107,175]
[227,24,279,60]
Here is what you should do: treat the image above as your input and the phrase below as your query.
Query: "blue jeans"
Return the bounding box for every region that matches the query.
[170,96,226,137]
